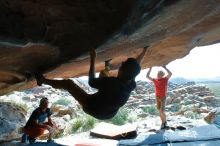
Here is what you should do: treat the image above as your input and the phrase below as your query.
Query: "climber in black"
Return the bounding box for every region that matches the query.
[35,48,147,120]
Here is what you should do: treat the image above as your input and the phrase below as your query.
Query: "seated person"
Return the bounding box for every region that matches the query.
[21,98,56,144]
[35,48,147,120]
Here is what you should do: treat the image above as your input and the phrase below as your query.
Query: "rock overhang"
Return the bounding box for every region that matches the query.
[1,0,220,95]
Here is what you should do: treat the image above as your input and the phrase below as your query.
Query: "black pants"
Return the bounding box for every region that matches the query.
[42,78,92,107]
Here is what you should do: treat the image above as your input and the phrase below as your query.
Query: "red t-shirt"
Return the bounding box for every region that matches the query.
[153,77,168,98]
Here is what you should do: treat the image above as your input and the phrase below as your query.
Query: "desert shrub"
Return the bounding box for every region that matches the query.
[53,131,64,139]
[82,115,97,131]
[72,119,83,133]
[54,97,71,106]
[142,105,158,115]
[71,115,97,133]
[181,105,191,111]
[107,107,135,125]
[170,103,181,112]
[184,99,193,105]
[184,111,202,119]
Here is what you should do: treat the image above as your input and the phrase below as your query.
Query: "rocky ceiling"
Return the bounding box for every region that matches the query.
[0,0,220,95]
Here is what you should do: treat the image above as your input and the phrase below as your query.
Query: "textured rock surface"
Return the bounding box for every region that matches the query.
[1,0,220,95]
[0,102,26,142]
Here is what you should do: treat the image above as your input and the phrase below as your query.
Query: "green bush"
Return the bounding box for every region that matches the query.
[142,105,158,115]
[71,115,97,133]
[184,111,202,119]
[72,119,83,133]
[54,97,71,106]
[181,105,191,111]
[107,107,135,125]
[170,103,181,112]
[184,99,193,105]
[53,131,64,139]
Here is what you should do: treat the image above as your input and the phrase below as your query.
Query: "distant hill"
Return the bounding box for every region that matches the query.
[170,77,192,85]
[214,76,220,81]
[193,76,220,83]
[76,76,220,85]
[170,76,220,84]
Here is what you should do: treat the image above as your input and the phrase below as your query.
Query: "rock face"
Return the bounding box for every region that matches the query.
[0,102,26,142]
[1,0,220,95]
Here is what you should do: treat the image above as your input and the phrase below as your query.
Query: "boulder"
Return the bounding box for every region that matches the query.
[0,102,26,142]
[204,96,215,102]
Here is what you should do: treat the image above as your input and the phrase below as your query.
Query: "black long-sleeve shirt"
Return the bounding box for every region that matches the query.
[84,77,136,120]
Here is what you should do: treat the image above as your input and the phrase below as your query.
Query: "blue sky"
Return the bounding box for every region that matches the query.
[136,43,220,81]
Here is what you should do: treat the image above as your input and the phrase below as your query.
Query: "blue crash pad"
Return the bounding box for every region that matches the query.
[119,124,220,146]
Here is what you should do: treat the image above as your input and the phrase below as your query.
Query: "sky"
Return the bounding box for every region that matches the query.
[136,43,220,81]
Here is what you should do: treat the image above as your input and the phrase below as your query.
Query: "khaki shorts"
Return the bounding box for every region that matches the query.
[156,96,166,111]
